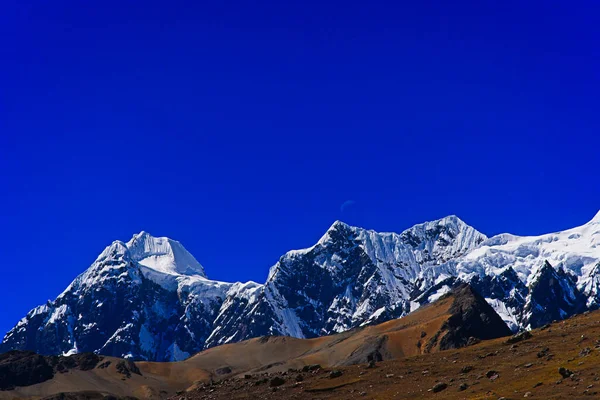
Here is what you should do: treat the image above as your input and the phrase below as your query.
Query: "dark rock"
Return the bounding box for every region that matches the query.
[486,370,499,380]
[466,337,481,346]
[50,353,102,373]
[436,284,513,351]
[215,366,232,375]
[460,365,473,373]
[269,377,285,387]
[458,383,468,391]
[97,361,111,369]
[580,347,592,357]
[295,374,303,382]
[68,353,101,371]
[115,360,141,378]
[431,382,448,393]
[506,331,533,344]
[329,370,343,379]
[0,351,108,391]
[0,351,54,390]
[537,348,549,358]
[301,364,321,372]
[559,367,574,378]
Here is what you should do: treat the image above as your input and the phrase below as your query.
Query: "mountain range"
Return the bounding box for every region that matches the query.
[2,211,600,361]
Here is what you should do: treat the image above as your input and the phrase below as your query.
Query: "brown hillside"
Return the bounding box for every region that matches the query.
[182,309,600,399]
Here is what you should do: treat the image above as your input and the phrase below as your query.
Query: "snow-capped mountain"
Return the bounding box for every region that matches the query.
[206,216,486,347]
[0,232,233,361]
[2,212,600,361]
[426,210,600,330]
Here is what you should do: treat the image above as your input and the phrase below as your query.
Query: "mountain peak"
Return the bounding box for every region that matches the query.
[125,231,206,277]
[130,230,150,240]
[428,214,467,228]
[403,214,486,240]
[329,220,352,230]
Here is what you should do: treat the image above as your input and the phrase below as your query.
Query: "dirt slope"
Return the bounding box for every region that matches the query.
[182,308,600,399]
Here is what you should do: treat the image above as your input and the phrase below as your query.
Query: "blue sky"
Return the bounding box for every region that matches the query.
[1,1,599,336]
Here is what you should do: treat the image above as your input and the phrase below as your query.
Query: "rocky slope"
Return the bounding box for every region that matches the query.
[2,212,600,361]
[175,302,600,400]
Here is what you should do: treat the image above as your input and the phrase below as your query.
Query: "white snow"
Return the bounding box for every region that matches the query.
[427,286,451,303]
[127,231,206,277]
[363,307,386,325]
[46,304,68,326]
[449,212,600,295]
[485,298,520,331]
[62,342,78,356]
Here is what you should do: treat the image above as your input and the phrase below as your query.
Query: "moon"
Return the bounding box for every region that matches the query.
[340,200,356,213]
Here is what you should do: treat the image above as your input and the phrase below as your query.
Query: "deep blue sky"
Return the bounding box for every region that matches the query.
[1,1,599,336]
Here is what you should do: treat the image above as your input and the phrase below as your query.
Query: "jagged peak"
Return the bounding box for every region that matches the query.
[125,231,206,277]
[126,230,162,249]
[91,231,206,278]
[96,240,129,261]
[405,214,472,232]
[400,214,487,245]
[312,215,487,253]
[538,260,555,274]
[529,260,558,285]
[328,220,352,231]
[328,215,480,237]
[129,230,150,241]
[312,220,357,247]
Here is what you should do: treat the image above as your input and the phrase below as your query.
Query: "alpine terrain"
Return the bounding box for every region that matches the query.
[2,212,600,361]
[0,284,513,399]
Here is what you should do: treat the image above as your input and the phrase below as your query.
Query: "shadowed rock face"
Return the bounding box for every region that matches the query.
[437,284,513,350]
[0,351,134,391]
[0,351,54,391]
[522,261,588,329]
